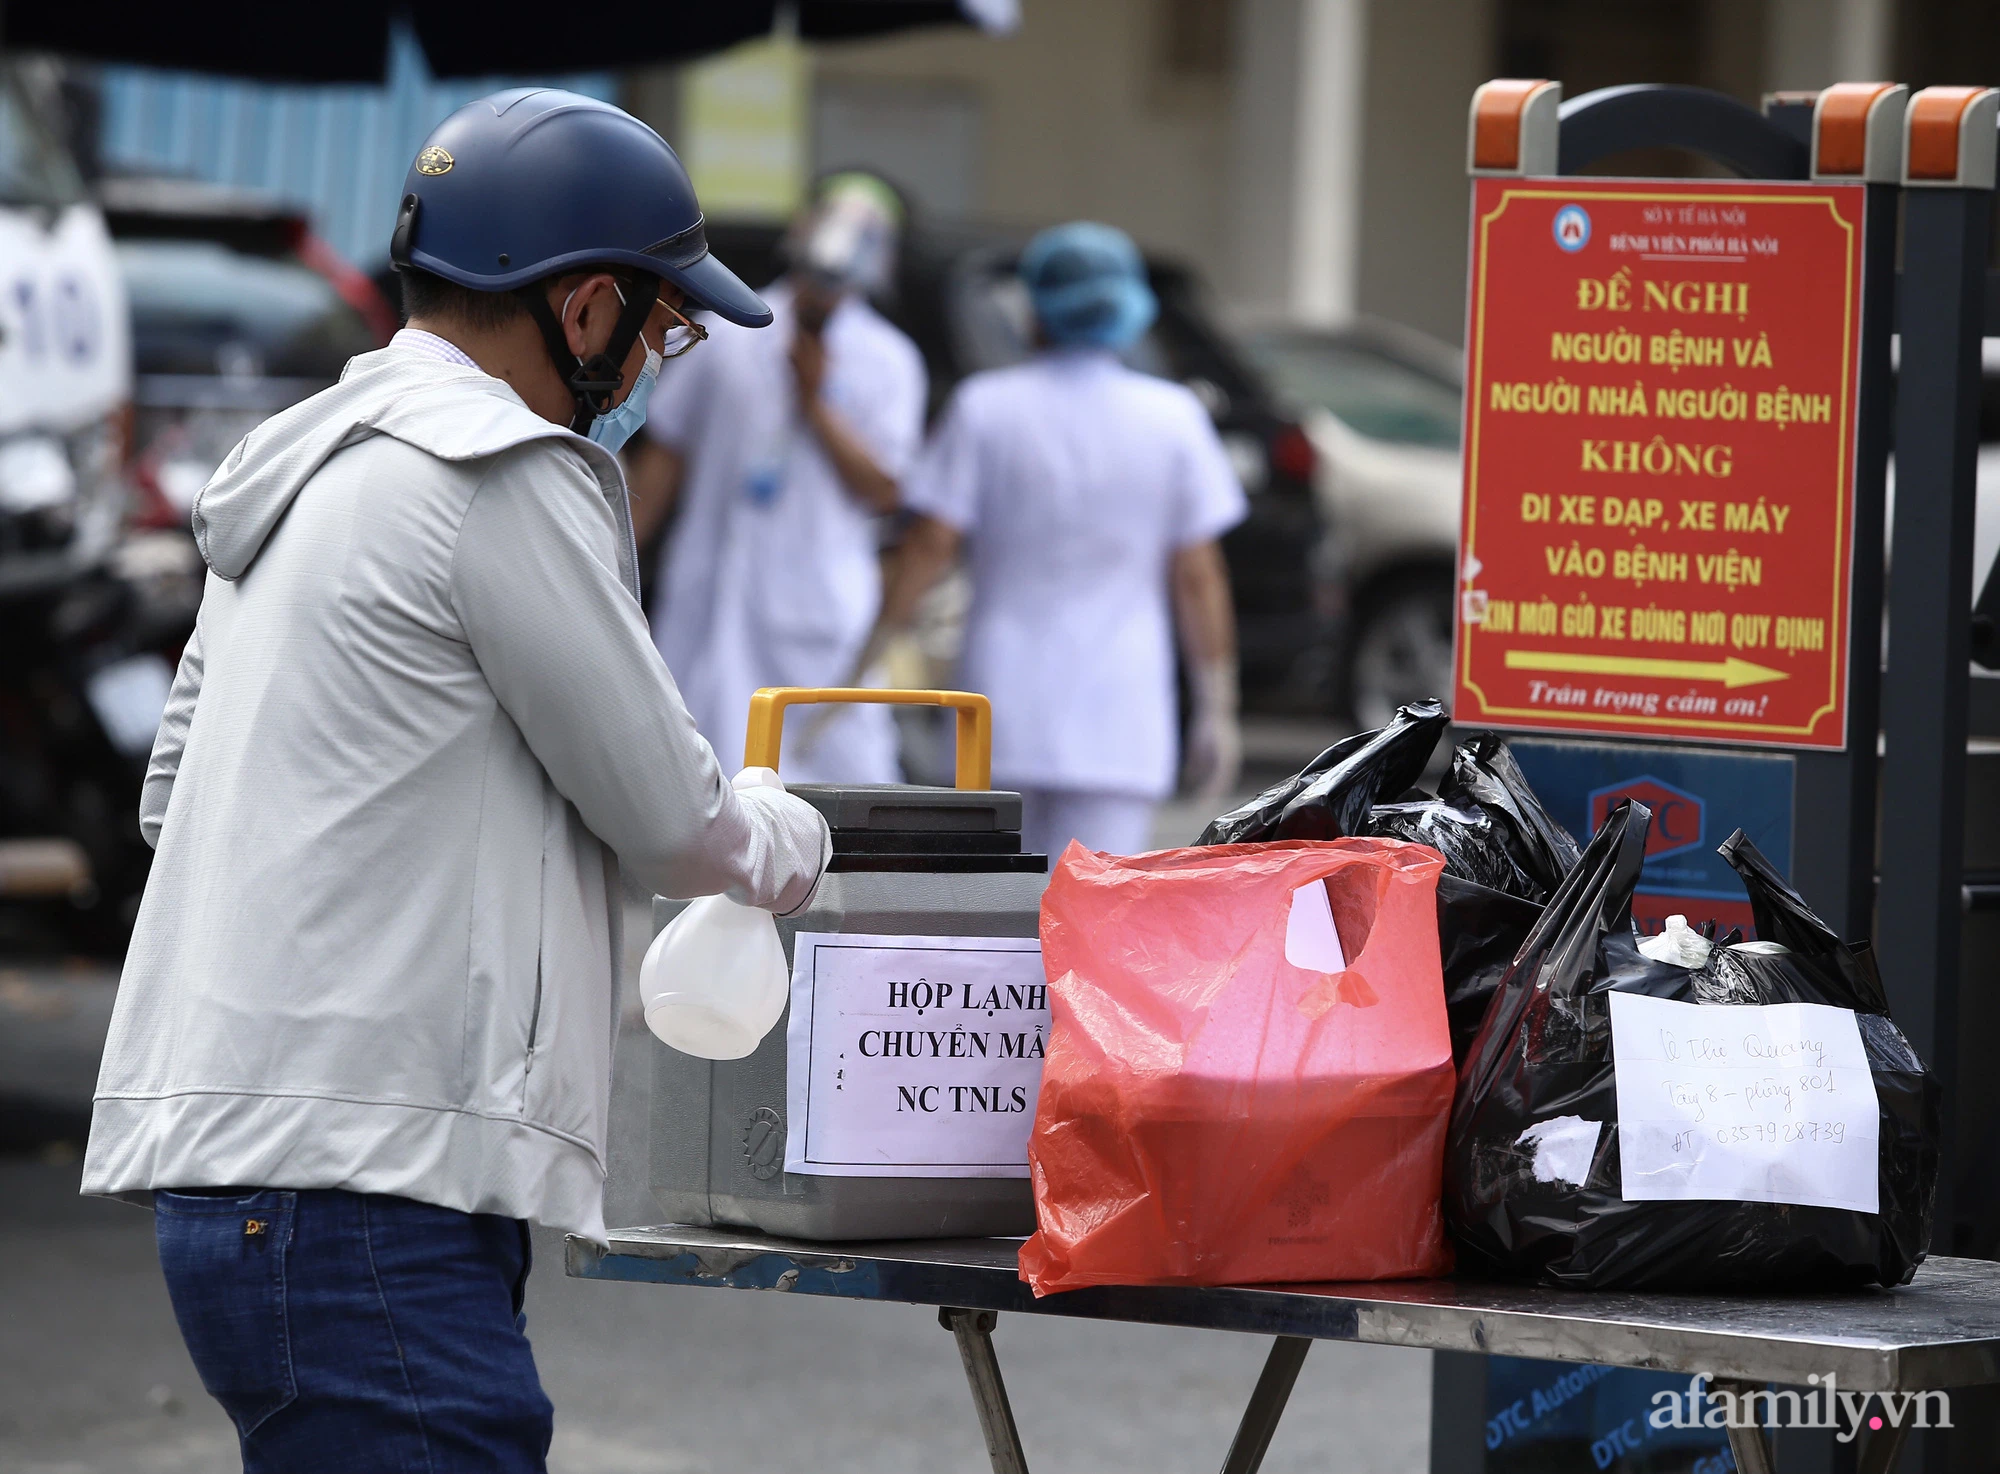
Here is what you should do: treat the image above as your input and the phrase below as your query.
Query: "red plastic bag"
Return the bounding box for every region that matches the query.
[1019,838,1456,1295]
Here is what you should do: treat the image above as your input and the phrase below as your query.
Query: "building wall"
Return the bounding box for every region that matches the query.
[805,0,1236,289]
[97,27,613,268]
[1353,0,1493,343]
[1229,0,1370,326]
[678,0,1492,341]
[1896,0,2000,91]
[639,0,1944,348]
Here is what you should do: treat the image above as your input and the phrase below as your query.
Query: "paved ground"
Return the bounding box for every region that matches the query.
[0,1158,1429,1473]
[0,722,1434,1472]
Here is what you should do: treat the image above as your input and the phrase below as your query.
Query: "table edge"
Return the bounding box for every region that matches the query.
[566,1231,2000,1393]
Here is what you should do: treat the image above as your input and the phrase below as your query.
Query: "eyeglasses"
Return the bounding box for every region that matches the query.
[655,298,708,359]
[614,281,708,360]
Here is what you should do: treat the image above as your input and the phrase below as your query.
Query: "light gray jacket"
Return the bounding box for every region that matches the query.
[81,342,829,1239]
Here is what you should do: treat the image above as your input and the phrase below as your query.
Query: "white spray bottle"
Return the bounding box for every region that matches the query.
[640,768,794,1059]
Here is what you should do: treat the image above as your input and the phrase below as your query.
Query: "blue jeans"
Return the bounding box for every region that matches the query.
[154,1187,554,1473]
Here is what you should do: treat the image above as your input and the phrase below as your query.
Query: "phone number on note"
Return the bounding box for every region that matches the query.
[1695,1120,1848,1149]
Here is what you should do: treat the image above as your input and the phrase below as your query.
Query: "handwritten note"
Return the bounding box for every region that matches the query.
[784,933,1048,1179]
[1608,991,1879,1212]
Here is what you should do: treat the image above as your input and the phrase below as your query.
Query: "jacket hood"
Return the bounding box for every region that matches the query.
[191,341,628,583]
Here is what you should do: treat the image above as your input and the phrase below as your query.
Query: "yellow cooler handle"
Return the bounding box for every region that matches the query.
[744,688,993,791]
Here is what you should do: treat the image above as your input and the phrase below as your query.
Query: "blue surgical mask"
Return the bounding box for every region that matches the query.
[587,343,660,454]
[570,279,665,454]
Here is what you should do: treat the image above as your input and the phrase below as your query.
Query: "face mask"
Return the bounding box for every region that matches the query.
[562,280,665,454]
[586,343,660,454]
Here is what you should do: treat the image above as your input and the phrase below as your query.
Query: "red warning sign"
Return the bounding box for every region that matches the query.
[1454,178,1867,748]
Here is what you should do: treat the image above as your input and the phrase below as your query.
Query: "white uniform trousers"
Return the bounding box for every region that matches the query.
[1017,787,1156,863]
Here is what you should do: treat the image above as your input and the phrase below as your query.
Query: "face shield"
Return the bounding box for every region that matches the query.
[788,173,905,297]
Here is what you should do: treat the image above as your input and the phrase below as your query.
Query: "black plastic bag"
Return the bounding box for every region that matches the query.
[1431,876,1543,1069]
[1445,801,1941,1291]
[1198,700,1451,846]
[1200,703,1578,1065]
[1368,733,1580,904]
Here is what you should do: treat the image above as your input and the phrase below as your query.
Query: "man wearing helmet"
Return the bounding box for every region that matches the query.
[82,90,825,1472]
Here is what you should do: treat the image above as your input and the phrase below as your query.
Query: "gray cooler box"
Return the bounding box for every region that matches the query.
[650,701,1051,1240]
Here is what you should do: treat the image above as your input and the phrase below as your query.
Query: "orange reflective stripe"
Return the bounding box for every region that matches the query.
[1907,86,1988,181]
[1473,80,1552,171]
[1815,82,1900,176]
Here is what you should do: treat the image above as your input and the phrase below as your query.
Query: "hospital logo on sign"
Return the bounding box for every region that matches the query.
[1589,775,1704,861]
[1552,204,1591,252]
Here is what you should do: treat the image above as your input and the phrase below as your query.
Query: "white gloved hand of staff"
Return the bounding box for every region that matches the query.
[1183,660,1242,804]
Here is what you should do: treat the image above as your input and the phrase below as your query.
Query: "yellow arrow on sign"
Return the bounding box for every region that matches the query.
[1503,650,1789,688]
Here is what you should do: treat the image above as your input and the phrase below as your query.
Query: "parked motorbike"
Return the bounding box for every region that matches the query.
[0,171,397,958]
[0,452,202,956]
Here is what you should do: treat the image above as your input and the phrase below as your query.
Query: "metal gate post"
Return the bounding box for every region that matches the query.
[1878,84,1999,1474]
[1789,84,1907,943]
[1878,88,1998,1257]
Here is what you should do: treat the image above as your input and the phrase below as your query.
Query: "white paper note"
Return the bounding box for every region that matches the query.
[1285,879,1347,972]
[785,933,1048,1178]
[1609,991,1879,1213]
[1517,1116,1603,1186]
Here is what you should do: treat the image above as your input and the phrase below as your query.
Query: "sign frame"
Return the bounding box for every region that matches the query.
[1453,176,1870,751]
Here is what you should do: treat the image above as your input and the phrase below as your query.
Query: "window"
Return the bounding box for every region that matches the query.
[1247,332,1464,449]
[0,70,84,210]
[118,239,378,378]
[1158,0,1234,81]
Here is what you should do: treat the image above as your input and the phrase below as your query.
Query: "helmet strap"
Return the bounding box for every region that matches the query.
[519,274,661,435]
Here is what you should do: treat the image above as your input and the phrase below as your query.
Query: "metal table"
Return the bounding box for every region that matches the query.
[569,1226,2000,1474]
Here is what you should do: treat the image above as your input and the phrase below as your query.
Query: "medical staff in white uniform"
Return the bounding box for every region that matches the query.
[860,222,1247,859]
[629,174,926,782]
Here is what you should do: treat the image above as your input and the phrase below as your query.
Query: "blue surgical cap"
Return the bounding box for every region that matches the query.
[1020,222,1158,350]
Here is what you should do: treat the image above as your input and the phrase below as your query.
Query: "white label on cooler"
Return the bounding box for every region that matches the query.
[784,932,1049,1178]
[1609,991,1880,1213]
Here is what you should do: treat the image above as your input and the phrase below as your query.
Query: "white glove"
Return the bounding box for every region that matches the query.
[1183,660,1242,804]
[730,766,830,916]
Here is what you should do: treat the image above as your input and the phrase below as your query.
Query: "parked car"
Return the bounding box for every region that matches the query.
[1243,320,1464,728]
[100,174,395,533]
[684,221,1337,714]
[1248,323,2000,730]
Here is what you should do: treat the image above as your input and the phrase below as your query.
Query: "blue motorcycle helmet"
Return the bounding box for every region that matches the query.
[389,88,770,431]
